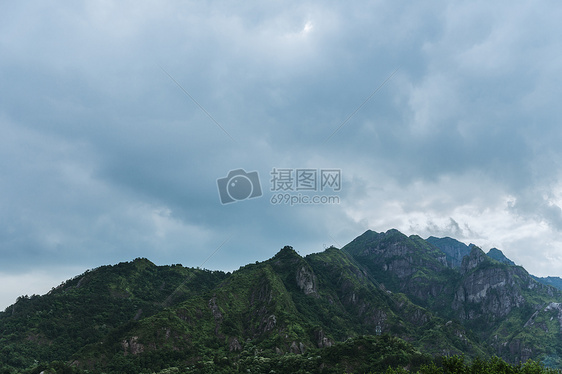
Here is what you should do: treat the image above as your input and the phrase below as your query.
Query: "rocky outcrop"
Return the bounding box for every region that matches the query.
[544,302,562,332]
[343,229,562,365]
[122,336,144,356]
[382,258,416,278]
[460,247,488,275]
[208,296,223,336]
[315,329,333,348]
[262,314,277,332]
[453,249,526,320]
[289,341,306,354]
[296,265,318,296]
[229,337,242,352]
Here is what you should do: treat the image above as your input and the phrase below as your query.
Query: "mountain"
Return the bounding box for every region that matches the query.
[533,276,562,291]
[0,259,228,369]
[487,248,516,266]
[428,237,562,292]
[1,230,562,373]
[426,236,472,268]
[343,231,562,367]
[67,245,483,372]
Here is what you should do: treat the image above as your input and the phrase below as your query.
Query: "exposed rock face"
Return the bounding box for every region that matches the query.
[315,329,333,348]
[354,231,455,303]
[453,269,525,320]
[544,302,562,332]
[453,248,526,320]
[353,231,446,277]
[296,265,318,296]
[344,229,562,365]
[263,314,277,332]
[208,296,223,321]
[426,236,472,268]
[460,247,488,275]
[290,341,306,354]
[229,337,242,352]
[383,258,416,278]
[208,296,223,336]
[122,336,144,356]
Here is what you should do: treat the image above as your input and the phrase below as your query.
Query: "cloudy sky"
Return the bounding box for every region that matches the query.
[2,1,562,310]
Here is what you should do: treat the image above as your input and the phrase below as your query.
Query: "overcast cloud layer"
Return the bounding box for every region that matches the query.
[2,1,562,310]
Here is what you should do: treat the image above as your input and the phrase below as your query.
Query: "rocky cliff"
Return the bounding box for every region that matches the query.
[426,236,472,268]
[344,229,562,366]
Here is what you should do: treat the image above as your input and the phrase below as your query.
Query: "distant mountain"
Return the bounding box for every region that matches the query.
[2,229,562,373]
[426,237,562,294]
[426,236,472,268]
[533,276,562,291]
[487,248,516,266]
[429,238,562,293]
[426,237,518,268]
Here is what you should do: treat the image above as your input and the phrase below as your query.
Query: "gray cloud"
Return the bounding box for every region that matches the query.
[2,1,562,309]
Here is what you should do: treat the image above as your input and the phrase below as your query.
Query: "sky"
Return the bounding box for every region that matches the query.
[1,1,562,310]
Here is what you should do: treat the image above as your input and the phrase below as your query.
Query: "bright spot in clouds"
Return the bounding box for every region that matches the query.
[302,21,313,35]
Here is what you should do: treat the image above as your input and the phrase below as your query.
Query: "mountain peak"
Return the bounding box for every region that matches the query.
[385,228,407,237]
[271,245,302,263]
[131,257,156,268]
[461,246,490,274]
[486,248,516,266]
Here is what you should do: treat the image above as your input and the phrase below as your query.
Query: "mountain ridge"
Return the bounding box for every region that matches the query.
[2,229,562,373]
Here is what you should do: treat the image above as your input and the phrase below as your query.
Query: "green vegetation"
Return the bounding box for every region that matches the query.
[5,339,560,374]
[1,230,562,373]
[0,258,226,372]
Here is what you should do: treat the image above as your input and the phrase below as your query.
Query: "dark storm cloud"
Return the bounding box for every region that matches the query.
[2,1,562,308]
